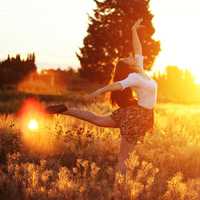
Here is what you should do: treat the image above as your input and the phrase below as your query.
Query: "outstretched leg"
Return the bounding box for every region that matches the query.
[46,104,116,128]
[62,108,117,128]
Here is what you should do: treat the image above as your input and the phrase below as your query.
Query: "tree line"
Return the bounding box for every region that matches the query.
[154,66,200,103]
[1,0,199,103]
[0,53,199,103]
[0,54,36,88]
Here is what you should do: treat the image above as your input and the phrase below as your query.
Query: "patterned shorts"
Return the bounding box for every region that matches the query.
[111,104,154,143]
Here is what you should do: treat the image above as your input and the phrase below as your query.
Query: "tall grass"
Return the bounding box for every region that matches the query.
[0,102,200,199]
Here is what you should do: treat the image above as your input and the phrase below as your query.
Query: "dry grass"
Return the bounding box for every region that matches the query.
[0,102,200,199]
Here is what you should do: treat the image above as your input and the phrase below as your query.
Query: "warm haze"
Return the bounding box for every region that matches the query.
[0,0,200,81]
[150,0,200,83]
[2,1,200,199]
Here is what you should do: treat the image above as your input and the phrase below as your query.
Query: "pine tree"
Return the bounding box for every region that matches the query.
[77,0,160,83]
[0,53,37,87]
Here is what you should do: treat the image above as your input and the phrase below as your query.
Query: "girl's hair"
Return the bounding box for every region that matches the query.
[110,60,137,108]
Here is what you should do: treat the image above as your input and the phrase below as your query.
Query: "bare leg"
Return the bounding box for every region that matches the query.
[62,108,116,128]
[64,107,135,172]
[116,136,136,175]
[111,136,136,199]
[111,137,135,199]
[60,106,135,172]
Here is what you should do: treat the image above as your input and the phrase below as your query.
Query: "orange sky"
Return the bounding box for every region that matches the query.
[0,0,200,81]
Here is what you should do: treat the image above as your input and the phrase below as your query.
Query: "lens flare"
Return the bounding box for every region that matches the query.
[28,119,39,131]
[17,98,65,155]
[17,97,47,133]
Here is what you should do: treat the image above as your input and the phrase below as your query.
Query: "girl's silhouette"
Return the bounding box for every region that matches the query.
[46,18,157,175]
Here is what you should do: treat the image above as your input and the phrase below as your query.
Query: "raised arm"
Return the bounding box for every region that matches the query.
[131,18,143,55]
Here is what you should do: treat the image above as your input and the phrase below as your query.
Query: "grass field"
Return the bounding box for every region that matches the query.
[1,99,200,200]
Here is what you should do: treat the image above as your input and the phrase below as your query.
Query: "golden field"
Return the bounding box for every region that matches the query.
[1,100,200,200]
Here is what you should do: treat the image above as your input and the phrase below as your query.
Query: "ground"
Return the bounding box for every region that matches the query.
[0,92,200,200]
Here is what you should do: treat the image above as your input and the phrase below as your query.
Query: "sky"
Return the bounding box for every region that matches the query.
[0,0,95,70]
[150,0,200,78]
[0,0,200,80]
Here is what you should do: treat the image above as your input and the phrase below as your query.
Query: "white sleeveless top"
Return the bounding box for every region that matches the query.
[117,55,157,109]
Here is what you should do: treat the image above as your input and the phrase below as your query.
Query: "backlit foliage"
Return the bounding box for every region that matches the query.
[1,102,200,199]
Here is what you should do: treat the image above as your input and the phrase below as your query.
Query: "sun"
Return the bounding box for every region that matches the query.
[28,119,39,131]
[150,0,200,83]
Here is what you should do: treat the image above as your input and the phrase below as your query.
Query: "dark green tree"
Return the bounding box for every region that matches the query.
[77,0,160,83]
[0,53,37,88]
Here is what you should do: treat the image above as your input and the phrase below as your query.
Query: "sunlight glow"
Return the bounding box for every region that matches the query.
[150,0,200,83]
[19,98,45,133]
[28,119,39,131]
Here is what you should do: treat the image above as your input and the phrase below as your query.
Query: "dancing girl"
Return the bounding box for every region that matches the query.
[46,18,157,175]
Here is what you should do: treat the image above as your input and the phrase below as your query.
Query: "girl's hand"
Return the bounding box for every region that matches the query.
[132,18,144,30]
